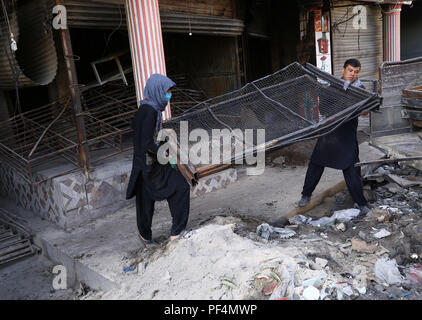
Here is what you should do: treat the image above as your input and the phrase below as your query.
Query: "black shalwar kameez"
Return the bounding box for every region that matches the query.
[301,78,368,206]
[126,74,190,240]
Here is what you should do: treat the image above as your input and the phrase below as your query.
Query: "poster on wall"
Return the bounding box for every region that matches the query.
[314,10,332,74]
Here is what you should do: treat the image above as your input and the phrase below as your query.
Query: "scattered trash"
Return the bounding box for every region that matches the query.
[309,217,334,227]
[405,265,422,286]
[375,258,405,285]
[351,238,379,254]
[373,229,392,239]
[341,285,354,296]
[356,286,367,295]
[262,280,278,296]
[256,223,296,240]
[123,266,137,273]
[221,278,238,290]
[288,215,312,225]
[309,209,360,227]
[256,224,272,240]
[76,281,90,297]
[271,271,281,283]
[411,254,419,260]
[315,258,328,269]
[302,286,320,300]
[302,274,326,288]
[335,223,346,232]
[389,292,412,299]
[368,209,390,223]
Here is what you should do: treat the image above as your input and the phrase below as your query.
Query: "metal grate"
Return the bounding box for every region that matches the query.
[0,209,40,266]
[163,62,382,184]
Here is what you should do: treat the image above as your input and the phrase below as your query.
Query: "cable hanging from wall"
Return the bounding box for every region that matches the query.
[1,0,22,116]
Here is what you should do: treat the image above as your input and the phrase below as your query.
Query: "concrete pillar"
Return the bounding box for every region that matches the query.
[383,4,402,61]
[124,0,171,120]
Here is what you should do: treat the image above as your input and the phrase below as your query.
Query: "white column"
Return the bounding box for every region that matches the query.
[383,4,402,62]
[125,0,171,119]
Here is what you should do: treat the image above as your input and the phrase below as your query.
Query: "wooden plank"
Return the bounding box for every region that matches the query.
[284,181,347,219]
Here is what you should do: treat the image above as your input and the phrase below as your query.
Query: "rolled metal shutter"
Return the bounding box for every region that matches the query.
[65,1,244,36]
[0,0,58,89]
[331,1,383,80]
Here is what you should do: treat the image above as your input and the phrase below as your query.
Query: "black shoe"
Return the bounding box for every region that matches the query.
[298,195,311,207]
[357,204,371,216]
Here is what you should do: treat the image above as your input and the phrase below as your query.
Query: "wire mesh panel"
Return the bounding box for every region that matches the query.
[163,62,382,184]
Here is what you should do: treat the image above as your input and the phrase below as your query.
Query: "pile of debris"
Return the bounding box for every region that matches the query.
[81,163,422,301]
[363,163,422,217]
[91,200,421,300]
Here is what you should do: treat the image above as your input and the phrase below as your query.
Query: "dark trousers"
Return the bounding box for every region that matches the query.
[135,174,190,240]
[302,162,367,206]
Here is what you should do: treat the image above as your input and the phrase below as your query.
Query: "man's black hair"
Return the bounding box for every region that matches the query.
[343,58,361,69]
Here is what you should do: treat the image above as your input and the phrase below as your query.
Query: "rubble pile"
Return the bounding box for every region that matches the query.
[364,163,422,216]
[90,163,422,301]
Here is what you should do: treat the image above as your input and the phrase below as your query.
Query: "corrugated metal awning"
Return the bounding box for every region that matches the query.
[65,0,244,36]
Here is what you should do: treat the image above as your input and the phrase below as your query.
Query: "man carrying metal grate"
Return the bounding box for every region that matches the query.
[298,59,371,216]
[126,74,191,246]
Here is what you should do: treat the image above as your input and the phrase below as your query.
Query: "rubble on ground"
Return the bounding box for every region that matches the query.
[88,162,422,301]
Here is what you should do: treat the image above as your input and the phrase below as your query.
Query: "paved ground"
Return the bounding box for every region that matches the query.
[0,255,77,300]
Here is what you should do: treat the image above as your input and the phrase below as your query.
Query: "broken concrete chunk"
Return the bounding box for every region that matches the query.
[368,209,390,223]
[315,258,328,269]
[335,223,346,232]
[373,229,392,239]
[351,238,379,254]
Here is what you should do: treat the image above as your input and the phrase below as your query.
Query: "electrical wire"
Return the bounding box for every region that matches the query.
[102,3,123,57]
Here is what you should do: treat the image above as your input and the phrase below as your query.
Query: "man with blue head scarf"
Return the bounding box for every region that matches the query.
[126,74,190,245]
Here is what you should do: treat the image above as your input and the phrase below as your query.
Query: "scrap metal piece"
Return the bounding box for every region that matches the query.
[163,62,381,184]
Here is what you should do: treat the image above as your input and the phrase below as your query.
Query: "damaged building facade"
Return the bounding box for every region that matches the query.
[0,0,420,232]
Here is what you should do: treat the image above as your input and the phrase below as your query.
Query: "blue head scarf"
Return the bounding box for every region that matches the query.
[140,74,175,134]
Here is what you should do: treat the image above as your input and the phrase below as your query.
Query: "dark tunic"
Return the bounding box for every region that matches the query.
[309,79,365,170]
[310,117,359,170]
[126,103,176,201]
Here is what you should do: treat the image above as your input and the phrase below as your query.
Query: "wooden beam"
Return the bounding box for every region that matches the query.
[284,181,347,219]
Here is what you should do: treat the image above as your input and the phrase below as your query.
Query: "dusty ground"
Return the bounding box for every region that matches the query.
[0,255,77,300]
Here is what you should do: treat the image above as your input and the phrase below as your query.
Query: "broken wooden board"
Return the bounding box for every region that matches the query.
[385,174,422,188]
[284,180,347,219]
[371,133,422,171]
